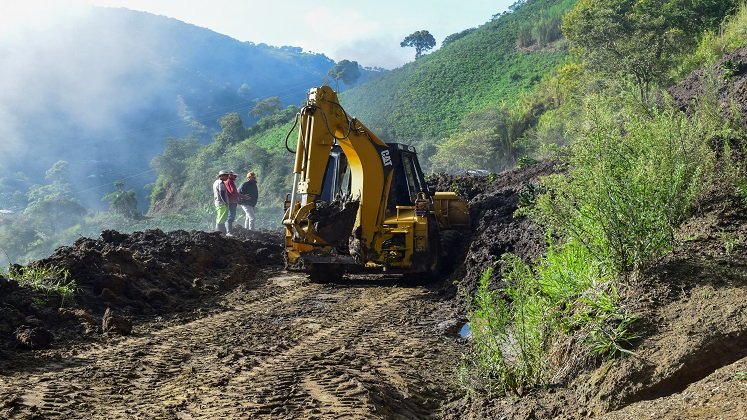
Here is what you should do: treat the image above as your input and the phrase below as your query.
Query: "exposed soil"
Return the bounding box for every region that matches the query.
[669,46,747,128]
[0,228,283,351]
[430,160,558,300]
[1,270,465,418]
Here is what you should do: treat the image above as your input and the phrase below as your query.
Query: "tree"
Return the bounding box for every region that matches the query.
[442,28,476,47]
[237,83,251,98]
[0,216,40,265]
[151,137,201,182]
[249,97,282,119]
[328,60,361,89]
[214,113,246,150]
[24,161,86,235]
[563,0,740,102]
[45,160,70,182]
[0,174,29,211]
[102,181,140,219]
[400,30,436,59]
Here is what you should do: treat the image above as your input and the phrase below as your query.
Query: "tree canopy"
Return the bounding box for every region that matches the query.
[563,0,740,101]
[102,181,140,219]
[24,161,86,234]
[400,30,436,59]
[328,60,361,88]
[250,97,282,119]
[213,113,246,150]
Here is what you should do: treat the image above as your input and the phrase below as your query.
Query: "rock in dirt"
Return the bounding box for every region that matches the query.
[15,326,54,349]
[102,307,132,336]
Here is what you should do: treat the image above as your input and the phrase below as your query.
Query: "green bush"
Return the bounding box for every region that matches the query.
[461,239,629,394]
[532,90,716,273]
[460,265,546,395]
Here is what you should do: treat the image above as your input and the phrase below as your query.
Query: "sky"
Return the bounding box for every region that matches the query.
[0,0,515,69]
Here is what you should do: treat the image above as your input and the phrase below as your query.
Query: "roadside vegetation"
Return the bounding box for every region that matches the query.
[460,0,747,396]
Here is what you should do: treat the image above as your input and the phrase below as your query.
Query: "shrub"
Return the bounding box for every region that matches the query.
[461,239,633,394]
[532,91,716,273]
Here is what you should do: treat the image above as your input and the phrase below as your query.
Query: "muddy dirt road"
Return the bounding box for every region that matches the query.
[1,269,465,419]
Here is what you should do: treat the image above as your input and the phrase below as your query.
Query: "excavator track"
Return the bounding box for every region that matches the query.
[0,270,463,419]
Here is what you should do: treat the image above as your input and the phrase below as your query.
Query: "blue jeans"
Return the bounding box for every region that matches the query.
[227,203,238,223]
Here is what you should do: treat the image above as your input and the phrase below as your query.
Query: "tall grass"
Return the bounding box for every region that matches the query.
[462,86,725,394]
[7,265,77,305]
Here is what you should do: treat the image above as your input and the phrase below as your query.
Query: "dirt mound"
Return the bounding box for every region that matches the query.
[0,228,283,353]
[430,161,558,300]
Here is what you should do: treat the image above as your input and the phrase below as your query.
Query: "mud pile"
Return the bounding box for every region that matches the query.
[430,160,558,299]
[0,228,283,352]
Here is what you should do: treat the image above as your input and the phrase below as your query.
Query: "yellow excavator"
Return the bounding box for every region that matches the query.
[282,86,470,282]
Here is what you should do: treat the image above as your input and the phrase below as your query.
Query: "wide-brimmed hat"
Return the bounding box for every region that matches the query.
[217,170,231,178]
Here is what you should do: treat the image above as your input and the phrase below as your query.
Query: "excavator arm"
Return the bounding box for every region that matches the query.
[284,86,393,262]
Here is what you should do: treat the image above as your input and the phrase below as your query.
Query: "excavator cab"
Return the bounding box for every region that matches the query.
[319,143,428,210]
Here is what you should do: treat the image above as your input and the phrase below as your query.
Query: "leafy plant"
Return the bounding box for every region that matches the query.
[736,177,747,205]
[575,283,639,360]
[462,240,621,394]
[721,59,745,80]
[461,265,548,395]
[531,90,715,274]
[719,230,744,256]
[8,265,77,305]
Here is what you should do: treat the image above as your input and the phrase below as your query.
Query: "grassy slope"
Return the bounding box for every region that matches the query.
[340,0,573,146]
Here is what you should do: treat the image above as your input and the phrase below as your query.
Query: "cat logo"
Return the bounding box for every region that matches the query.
[381,150,393,166]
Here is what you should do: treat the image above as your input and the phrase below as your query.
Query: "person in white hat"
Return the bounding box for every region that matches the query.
[213,170,230,233]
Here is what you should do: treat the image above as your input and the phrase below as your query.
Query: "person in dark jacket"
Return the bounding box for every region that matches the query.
[239,171,258,230]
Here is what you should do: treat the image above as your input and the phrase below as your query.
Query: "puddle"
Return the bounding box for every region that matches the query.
[459,322,471,338]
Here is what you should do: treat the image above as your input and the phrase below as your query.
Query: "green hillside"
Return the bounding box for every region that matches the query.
[342,0,574,158]
[146,0,578,215]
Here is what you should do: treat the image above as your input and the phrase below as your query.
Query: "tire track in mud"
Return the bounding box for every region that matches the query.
[1,271,462,419]
[1,273,307,418]
[199,285,435,418]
